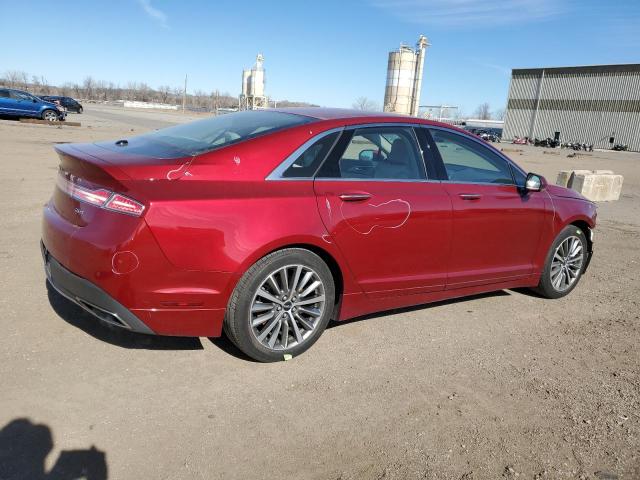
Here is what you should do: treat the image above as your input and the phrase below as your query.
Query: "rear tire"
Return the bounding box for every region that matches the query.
[224,248,335,362]
[534,225,587,299]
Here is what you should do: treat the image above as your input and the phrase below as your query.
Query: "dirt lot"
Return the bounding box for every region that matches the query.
[0,106,638,480]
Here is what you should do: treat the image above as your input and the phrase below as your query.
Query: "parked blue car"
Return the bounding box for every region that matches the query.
[0,87,66,121]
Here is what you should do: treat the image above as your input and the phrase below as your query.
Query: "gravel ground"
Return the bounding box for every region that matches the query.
[0,106,638,479]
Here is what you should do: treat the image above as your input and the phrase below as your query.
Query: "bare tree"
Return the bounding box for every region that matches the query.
[494,107,506,121]
[474,102,491,120]
[4,70,29,89]
[83,76,96,99]
[352,97,379,111]
[157,85,172,104]
[0,70,318,111]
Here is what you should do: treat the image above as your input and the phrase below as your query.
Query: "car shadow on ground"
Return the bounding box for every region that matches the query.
[327,290,512,330]
[0,418,107,480]
[46,282,203,351]
[207,336,258,362]
[47,281,524,360]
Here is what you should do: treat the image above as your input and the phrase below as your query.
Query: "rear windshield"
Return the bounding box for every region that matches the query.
[139,110,313,156]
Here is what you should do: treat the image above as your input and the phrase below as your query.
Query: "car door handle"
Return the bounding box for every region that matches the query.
[338,192,372,202]
[459,193,481,200]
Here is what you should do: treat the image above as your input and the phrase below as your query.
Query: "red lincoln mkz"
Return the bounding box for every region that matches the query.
[42,109,596,361]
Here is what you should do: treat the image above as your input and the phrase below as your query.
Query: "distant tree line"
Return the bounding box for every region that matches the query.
[0,70,316,111]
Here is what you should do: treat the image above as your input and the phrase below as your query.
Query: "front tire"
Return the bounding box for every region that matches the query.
[224,249,335,362]
[42,109,58,122]
[534,225,587,299]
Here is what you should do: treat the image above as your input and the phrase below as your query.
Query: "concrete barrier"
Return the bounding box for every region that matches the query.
[123,101,179,110]
[556,169,623,201]
[572,173,623,201]
[556,170,590,188]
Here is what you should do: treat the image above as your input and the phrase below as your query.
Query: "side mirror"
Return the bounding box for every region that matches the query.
[525,173,546,192]
[33,99,37,103]
[358,149,376,162]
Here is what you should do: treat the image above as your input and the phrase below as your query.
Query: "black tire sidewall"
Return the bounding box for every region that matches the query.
[226,249,335,362]
[42,109,58,121]
[538,225,587,299]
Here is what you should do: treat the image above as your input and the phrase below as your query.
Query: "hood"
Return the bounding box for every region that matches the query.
[546,184,591,202]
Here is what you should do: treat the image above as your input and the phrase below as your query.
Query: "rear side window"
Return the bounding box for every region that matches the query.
[317,126,425,180]
[282,132,339,178]
[9,91,31,100]
[0,90,9,98]
[429,129,514,184]
[140,110,313,156]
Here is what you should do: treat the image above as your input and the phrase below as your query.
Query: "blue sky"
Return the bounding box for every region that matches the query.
[2,0,639,114]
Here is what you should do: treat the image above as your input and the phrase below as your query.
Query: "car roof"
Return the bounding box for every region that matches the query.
[271,107,411,121]
[269,107,459,130]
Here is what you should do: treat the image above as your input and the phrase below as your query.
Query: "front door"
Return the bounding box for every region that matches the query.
[426,127,549,288]
[11,90,39,116]
[314,125,452,296]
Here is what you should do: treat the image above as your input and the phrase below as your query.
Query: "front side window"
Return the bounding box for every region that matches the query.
[317,126,425,180]
[429,129,514,184]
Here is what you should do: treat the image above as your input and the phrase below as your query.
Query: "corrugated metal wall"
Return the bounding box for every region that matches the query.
[502,65,640,151]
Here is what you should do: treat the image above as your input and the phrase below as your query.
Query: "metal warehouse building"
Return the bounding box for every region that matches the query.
[502,64,640,151]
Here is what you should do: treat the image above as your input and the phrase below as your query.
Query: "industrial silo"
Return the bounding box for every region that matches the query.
[384,36,429,116]
[239,54,268,110]
[249,54,265,97]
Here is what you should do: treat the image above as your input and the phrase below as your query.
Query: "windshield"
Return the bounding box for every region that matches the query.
[140,110,313,156]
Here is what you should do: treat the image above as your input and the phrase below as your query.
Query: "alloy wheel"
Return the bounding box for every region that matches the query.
[249,264,326,351]
[550,235,584,292]
[43,110,58,122]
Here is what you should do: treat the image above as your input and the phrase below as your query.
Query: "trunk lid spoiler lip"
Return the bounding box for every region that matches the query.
[55,143,134,181]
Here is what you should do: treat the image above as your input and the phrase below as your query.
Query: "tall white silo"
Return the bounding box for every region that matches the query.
[239,54,268,110]
[383,36,430,116]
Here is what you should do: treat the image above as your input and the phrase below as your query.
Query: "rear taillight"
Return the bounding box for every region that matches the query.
[104,194,145,216]
[56,172,145,216]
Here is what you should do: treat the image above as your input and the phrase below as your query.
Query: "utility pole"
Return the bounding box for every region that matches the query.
[182,74,187,114]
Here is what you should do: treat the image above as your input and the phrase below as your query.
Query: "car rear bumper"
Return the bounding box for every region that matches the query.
[42,241,228,337]
[42,242,154,334]
[41,197,231,337]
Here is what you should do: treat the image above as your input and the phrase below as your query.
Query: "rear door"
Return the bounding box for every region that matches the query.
[424,127,548,288]
[313,125,452,296]
[0,89,18,115]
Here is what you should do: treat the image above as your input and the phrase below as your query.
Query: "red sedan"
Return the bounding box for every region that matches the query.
[41,109,596,361]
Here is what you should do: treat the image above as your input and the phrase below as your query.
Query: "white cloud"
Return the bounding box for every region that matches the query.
[137,0,169,29]
[371,0,569,27]
[476,61,512,76]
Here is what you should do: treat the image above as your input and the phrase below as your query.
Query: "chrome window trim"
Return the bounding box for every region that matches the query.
[314,178,442,183]
[439,180,518,187]
[266,121,528,186]
[425,125,527,185]
[265,127,344,181]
